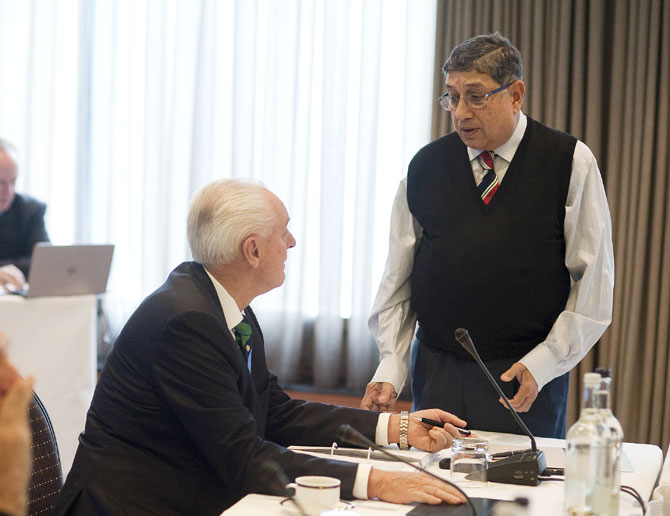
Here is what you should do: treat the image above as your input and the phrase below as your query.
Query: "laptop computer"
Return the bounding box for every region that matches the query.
[22,243,114,298]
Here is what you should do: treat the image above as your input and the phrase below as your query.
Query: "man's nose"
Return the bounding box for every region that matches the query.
[452,98,473,119]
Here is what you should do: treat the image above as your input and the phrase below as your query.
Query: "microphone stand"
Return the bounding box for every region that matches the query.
[454,328,547,486]
[337,424,477,516]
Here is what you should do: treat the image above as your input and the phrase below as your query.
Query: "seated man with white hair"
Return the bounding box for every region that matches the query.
[0,139,50,292]
[52,179,469,515]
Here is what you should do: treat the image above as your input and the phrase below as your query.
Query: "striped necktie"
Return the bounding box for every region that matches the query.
[477,151,499,204]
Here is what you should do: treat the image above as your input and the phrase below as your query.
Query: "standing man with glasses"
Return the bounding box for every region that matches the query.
[360,32,614,438]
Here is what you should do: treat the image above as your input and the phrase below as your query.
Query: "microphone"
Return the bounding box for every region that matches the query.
[337,424,374,448]
[260,460,308,516]
[336,424,477,516]
[454,328,546,486]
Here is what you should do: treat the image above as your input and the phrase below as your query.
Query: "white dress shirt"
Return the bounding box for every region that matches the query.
[368,112,615,394]
[204,269,395,499]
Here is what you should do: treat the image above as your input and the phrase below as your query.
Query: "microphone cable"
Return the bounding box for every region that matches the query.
[620,484,647,514]
[535,475,647,514]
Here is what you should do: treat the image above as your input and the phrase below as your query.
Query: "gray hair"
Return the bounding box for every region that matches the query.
[0,138,19,166]
[442,32,523,86]
[187,178,277,268]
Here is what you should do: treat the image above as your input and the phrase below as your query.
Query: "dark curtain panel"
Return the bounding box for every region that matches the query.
[433,0,670,451]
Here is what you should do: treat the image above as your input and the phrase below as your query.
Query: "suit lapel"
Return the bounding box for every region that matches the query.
[188,262,268,395]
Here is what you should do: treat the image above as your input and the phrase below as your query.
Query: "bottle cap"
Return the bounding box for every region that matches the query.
[583,372,601,385]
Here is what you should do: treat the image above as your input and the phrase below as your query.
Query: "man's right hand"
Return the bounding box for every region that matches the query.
[360,382,397,411]
[0,265,26,292]
[367,468,466,505]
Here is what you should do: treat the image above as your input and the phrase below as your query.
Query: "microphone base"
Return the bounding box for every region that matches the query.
[487,450,546,486]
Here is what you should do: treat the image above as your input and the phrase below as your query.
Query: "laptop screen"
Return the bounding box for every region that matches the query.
[24,243,114,298]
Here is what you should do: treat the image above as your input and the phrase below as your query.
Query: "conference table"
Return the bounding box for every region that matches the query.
[223,431,665,515]
[0,293,98,475]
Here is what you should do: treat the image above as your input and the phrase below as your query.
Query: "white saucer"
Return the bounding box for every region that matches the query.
[280,498,354,515]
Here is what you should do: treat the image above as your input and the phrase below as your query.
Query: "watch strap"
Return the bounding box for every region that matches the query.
[399,410,409,450]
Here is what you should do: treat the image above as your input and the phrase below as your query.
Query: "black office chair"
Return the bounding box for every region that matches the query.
[28,392,63,516]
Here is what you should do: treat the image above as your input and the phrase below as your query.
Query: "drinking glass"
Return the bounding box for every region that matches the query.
[450,437,489,487]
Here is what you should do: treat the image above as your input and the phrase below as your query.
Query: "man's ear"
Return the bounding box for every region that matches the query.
[510,79,525,111]
[241,235,261,268]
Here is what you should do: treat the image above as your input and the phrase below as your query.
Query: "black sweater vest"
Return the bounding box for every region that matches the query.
[407,117,576,360]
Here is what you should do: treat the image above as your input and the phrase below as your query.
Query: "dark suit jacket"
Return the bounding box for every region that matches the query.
[0,193,49,277]
[52,262,380,516]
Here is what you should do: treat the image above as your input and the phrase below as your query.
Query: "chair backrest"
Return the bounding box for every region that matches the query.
[28,392,63,516]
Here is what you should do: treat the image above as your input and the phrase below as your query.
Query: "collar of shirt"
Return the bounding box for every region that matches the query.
[467,111,527,162]
[467,112,527,183]
[204,267,244,337]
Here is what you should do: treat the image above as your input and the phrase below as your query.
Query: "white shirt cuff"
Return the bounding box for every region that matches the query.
[353,463,372,500]
[370,355,408,395]
[352,413,392,499]
[375,412,392,446]
[520,343,557,391]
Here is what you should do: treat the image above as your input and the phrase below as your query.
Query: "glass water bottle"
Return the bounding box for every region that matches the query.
[595,367,623,516]
[564,372,615,515]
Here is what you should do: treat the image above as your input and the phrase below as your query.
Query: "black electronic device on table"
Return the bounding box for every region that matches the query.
[453,328,547,486]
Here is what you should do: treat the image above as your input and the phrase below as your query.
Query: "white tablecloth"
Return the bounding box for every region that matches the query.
[223,431,663,516]
[0,294,97,475]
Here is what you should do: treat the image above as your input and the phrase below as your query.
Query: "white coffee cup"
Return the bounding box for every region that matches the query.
[287,475,341,514]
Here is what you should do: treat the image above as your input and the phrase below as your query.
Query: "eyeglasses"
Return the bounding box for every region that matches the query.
[438,81,514,111]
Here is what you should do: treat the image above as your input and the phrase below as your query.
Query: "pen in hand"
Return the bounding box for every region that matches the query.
[412,416,471,436]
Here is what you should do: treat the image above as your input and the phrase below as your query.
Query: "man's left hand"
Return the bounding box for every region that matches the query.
[500,362,538,412]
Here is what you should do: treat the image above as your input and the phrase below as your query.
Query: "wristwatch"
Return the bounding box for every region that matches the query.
[399,410,409,450]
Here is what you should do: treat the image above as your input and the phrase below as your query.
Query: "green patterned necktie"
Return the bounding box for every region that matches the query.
[234,315,252,360]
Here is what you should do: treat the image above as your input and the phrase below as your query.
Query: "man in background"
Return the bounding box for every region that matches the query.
[0,139,50,291]
[53,179,469,516]
[361,33,614,438]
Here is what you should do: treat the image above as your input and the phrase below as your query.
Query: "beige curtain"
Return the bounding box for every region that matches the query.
[433,0,670,451]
